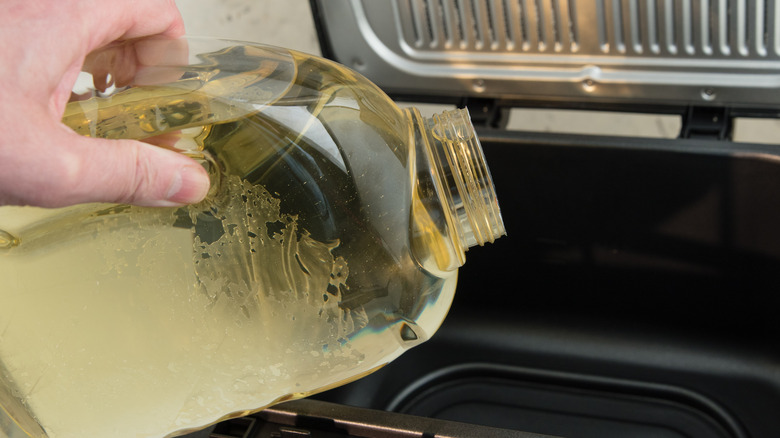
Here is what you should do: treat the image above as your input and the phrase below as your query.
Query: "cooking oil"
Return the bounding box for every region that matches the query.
[0,37,504,438]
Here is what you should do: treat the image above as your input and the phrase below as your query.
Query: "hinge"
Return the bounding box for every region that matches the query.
[679,106,733,140]
[211,417,256,438]
[460,98,510,129]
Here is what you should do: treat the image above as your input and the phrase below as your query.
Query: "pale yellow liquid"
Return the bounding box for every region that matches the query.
[0,50,457,438]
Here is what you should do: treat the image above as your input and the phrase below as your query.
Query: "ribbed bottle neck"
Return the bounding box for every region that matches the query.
[413,107,505,265]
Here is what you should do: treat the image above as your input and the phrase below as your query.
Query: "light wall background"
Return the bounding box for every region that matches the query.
[176,0,321,56]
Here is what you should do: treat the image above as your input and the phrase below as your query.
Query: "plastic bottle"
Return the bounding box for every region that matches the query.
[0,37,504,438]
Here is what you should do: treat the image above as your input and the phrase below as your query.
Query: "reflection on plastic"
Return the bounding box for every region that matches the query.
[0,36,504,438]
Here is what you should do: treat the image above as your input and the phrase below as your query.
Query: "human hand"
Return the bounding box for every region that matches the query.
[0,0,210,207]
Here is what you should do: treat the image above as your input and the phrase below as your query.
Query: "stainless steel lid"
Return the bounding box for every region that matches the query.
[312,0,780,108]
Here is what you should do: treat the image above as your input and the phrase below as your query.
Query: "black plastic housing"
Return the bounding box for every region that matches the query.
[312,131,780,438]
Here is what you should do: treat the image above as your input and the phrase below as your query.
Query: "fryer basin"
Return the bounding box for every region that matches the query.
[311,131,780,438]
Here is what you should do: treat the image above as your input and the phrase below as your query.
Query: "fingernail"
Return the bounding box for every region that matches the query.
[165,165,211,205]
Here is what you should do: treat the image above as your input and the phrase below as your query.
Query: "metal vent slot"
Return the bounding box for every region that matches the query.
[516,0,531,50]
[469,0,485,49]
[403,0,448,48]
[700,0,713,55]
[597,0,627,53]
[531,0,576,52]
[772,0,780,56]
[757,0,768,55]
[758,0,771,55]
[628,0,641,53]
[437,0,453,47]
[502,0,516,49]
[424,0,437,47]
[567,0,580,50]
[469,0,505,50]
[447,0,467,48]
[485,0,500,48]
[662,0,677,54]
[646,0,660,53]
[592,0,774,56]
[550,0,562,51]
[613,0,625,53]
[717,0,733,56]
[407,0,423,47]
[533,0,547,50]
[682,0,695,55]
[399,0,579,52]
[398,0,776,57]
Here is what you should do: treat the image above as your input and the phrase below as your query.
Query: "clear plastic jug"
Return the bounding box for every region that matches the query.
[0,37,504,438]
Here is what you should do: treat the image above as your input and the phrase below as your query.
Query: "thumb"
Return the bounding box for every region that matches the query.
[19,130,212,208]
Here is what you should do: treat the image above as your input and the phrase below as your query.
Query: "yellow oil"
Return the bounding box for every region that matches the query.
[0,47,457,438]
